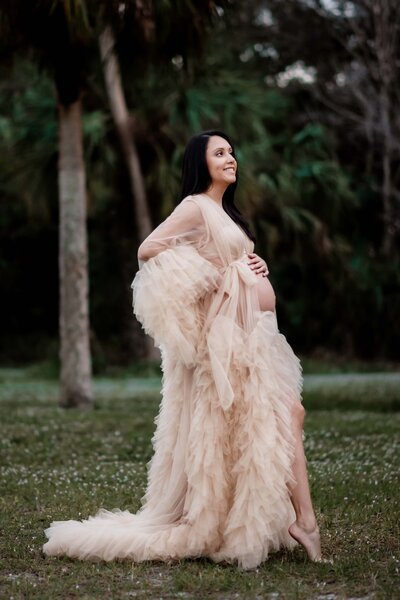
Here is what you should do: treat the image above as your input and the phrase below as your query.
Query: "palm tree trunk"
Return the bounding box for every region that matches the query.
[58,99,93,408]
[380,89,395,257]
[99,26,152,238]
[99,25,159,360]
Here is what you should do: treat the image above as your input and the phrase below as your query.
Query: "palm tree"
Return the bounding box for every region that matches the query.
[0,1,95,407]
[57,98,92,408]
[99,25,152,242]
[0,0,225,393]
[97,1,223,359]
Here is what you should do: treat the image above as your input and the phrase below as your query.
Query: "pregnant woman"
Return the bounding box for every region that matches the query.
[43,130,321,569]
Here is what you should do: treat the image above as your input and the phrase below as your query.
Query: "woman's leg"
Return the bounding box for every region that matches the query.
[288,402,322,561]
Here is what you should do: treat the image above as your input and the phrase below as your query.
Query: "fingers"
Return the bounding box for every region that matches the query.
[247,260,268,273]
[247,258,262,267]
[247,253,269,276]
[252,266,269,276]
[247,254,265,266]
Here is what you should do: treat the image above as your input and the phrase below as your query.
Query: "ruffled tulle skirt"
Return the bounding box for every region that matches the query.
[43,307,303,570]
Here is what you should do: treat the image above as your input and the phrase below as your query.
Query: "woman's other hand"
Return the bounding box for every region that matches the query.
[247,253,269,277]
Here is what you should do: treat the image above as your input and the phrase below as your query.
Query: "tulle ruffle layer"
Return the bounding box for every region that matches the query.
[131,245,220,367]
[43,307,303,570]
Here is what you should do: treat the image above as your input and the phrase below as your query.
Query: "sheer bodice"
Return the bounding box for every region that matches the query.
[137,193,254,270]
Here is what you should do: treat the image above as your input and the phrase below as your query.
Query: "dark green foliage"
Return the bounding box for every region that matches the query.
[0,1,399,365]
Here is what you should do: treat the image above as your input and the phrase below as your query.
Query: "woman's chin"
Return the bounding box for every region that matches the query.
[223,175,236,184]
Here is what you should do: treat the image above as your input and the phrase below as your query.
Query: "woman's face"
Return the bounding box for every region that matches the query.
[205,135,237,187]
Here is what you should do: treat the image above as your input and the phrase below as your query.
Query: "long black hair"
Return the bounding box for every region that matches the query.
[180,130,256,243]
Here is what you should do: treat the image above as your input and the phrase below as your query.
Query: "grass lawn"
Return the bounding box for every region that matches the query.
[0,369,399,599]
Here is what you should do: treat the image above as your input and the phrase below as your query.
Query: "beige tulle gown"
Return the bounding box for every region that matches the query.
[43,193,303,570]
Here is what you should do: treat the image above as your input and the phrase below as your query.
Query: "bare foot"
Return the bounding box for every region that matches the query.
[289,520,322,562]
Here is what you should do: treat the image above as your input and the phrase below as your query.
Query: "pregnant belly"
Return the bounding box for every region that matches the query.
[255,272,276,312]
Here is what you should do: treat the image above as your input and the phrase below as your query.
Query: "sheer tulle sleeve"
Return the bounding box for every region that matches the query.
[137,198,207,266]
[132,198,221,366]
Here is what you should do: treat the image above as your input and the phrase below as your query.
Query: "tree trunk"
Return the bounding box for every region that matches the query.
[99,26,152,238]
[58,99,93,408]
[380,89,395,257]
[99,25,159,360]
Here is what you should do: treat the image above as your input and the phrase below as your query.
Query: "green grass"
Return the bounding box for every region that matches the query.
[0,369,399,599]
[2,351,398,383]
[303,373,400,412]
[299,353,400,375]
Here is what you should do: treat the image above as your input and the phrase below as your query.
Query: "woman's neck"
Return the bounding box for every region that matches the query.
[204,184,227,206]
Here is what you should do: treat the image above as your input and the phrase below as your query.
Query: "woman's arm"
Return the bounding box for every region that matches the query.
[132,201,220,366]
[138,199,205,263]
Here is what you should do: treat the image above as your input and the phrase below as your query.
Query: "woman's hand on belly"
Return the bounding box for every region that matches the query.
[245,252,275,310]
[247,252,269,276]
